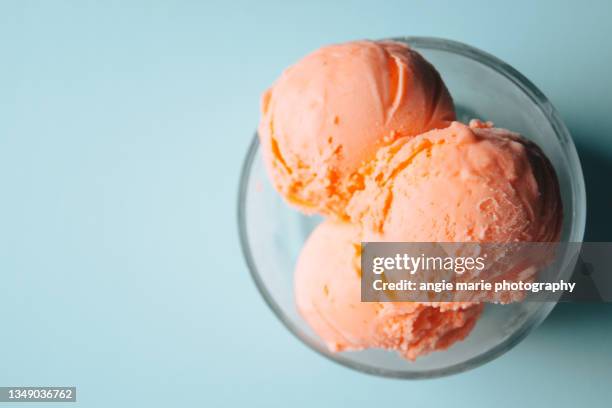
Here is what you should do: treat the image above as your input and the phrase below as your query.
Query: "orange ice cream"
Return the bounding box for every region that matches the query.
[258,40,455,218]
[295,220,483,360]
[343,120,563,306]
[257,39,564,361]
[347,120,562,243]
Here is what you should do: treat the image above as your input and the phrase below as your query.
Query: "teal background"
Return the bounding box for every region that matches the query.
[1,1,611,407]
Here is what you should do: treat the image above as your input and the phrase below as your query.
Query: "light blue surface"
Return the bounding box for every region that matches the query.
[1,1,611,407]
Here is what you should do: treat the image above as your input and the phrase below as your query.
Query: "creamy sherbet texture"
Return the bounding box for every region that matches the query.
[294,120,563,355]
[348,120,562,243]
[257,40,564,361]
[259,40,455,218]
[295,220,483,360]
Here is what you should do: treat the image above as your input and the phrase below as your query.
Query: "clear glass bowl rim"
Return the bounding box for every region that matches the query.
[237,36,587,379]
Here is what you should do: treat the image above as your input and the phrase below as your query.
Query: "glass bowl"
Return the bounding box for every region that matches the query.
[238,37,586,378]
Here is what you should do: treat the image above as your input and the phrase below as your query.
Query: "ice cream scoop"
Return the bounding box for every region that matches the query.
[347,120,563,244]
[259,40,456,218]
[295,220,483,360]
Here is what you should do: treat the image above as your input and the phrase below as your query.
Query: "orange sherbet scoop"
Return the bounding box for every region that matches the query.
[295,220,483,360]
[259,40,455,218]
[348,121,562,243]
